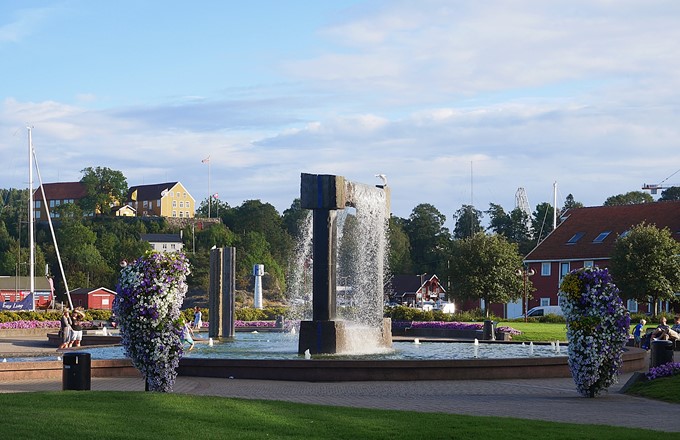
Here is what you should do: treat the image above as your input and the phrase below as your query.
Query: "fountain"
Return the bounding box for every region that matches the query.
[296,173,392,355]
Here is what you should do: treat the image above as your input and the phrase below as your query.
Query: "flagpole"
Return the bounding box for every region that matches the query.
[202,156,211,218]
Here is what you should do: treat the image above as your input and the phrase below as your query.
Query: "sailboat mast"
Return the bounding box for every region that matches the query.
[28,127,35,301]
[552,181,558,230]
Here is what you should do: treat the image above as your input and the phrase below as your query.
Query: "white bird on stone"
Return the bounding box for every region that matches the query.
[375,174,388,186]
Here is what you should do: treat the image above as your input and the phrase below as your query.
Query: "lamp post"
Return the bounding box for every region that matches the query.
[516,266,535,322]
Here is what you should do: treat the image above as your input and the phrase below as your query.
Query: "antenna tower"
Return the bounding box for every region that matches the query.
[515,187,532,230]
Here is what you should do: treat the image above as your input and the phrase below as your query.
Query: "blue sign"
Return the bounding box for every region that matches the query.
[1,293,34,311]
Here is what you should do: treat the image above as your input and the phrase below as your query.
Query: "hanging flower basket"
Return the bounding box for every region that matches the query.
[559,267,630,397]
[113,252,190,392]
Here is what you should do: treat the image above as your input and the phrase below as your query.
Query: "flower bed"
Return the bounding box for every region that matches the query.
[646,362,680,380]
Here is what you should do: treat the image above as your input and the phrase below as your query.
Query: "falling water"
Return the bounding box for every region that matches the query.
[286,181,390,338]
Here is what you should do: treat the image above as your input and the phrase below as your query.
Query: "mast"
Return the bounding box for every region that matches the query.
[28,127,35,304]
[552,181,557,230]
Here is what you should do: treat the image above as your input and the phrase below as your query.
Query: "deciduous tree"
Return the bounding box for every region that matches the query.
[609,223,680,316]
[448,233,524,317]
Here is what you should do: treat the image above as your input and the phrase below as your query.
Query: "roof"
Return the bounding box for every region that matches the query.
[0,276,52,290]
[128,182,179,201]
[387,274,445,295]
[69,287,116,296]
[140,233,183,243]
[33,182,87,201]
[525,201,680,262]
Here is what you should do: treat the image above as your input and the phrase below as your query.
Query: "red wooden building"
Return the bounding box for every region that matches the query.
[68,287,117,310]
[524,201,680,315]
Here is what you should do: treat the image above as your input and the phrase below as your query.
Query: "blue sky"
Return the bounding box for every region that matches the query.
[2,0,680,229]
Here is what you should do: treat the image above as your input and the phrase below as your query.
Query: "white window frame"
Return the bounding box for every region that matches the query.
[541,262,551,276]
[627,299,638,312]
[540,298,550,306]
[584,261,594,268]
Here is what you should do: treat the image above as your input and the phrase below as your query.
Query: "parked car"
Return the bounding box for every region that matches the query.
[526,305,563,317]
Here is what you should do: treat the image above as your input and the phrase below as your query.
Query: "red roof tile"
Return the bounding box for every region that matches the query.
[525,201,680,261]
[33,182,87,201]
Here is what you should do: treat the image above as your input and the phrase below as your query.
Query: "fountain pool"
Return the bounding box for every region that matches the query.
[4,332,568,363]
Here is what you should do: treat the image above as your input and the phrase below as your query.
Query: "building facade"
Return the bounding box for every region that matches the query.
[524,201,680,315]
[127,182,195,218]
[32,182,88,220]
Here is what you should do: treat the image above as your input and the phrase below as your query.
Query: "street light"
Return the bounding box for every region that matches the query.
[516,266,535,322]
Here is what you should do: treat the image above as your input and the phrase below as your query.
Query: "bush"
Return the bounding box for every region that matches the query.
[537,313,565,324]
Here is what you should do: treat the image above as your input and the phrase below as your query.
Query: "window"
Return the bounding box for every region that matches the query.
[35,200,41,208]
[627,299,638,312]
[560,262,570,281]
[157,199,161,207]
[183,192,187,198]
[185,211,190,218]
[171,244,176,249]
[619,230,630,238]
[143,201,148,208]
[540,298,550,306]
[593,231,611,243]
[172,211,177,217]
[102,298,109,306]
[584,261,594,268]
[172,201,177,207]
[566,232,585,244]
[163,244,167,249]
[55,200,61,206]
[176,192,180,197]
[541,262,551,276]
[35,211,41,219]
[179,201,184,208]
[50,200,55,207]
[179,211,184,218]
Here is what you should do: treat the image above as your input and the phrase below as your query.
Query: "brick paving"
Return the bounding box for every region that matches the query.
[2,337,679,432]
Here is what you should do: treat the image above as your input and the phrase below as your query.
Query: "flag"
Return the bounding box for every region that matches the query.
[212,193,219,199]
[201,155,210,164]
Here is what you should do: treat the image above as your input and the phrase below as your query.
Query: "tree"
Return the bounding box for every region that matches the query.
[603,191,653,206]
[80,167,128,216]
[403,203,450,275]
[195,197,230,218]
[659,186,680,201]
[452,205,483,240]
[388,216,412,274]
[532,202,555,243]
[486,203,532,254]
[282,198,308,239]
[448,233,524,317]
[609,223,680,316]
[562,194,584,211]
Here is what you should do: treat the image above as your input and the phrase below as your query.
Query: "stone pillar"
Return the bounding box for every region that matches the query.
[208,247,236,339]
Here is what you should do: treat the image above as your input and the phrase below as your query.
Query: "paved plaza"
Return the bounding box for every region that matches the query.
[2,337,679,433]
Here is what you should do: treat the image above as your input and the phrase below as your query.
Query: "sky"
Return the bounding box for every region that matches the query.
[2,0,680,230]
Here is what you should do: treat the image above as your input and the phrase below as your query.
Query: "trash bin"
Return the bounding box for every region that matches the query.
[62,352,91,391]
[650,340,674,368]
[483,320,496,341]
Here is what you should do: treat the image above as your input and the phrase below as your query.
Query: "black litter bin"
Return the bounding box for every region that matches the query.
[650,340,674,368]
[483,320,496,341]
[62,352,91,390]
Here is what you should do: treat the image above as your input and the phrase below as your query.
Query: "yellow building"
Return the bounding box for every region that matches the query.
[127,182,195,218]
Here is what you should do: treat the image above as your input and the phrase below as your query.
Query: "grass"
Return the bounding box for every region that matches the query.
[496,321,567,342]
[624,374,680,404]
[0,391,671,439]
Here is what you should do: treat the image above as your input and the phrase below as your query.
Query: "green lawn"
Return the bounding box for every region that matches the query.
[497,321,567,342]
[625,374,680,404]
[0,391,670,439]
